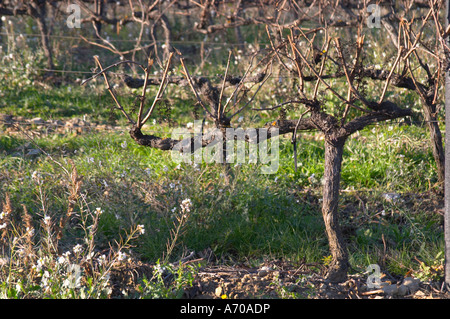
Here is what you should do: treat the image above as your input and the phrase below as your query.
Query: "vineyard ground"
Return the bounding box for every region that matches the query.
[0,84,448,299]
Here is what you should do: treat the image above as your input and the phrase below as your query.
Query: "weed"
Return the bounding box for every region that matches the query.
[0,160,147,298]
[136,261,197,299]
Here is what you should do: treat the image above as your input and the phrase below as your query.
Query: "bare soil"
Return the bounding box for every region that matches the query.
[111,258,450,299]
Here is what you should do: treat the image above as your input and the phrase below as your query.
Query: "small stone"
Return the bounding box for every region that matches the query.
[258,270,268,277]
[257,266,272,277]
[31,117,45,125]
[383,192,401,202]
[215,286,223,298]
[319,283,328,293]
[382,284,398,296]
[397,284,408,296]
[241,274,251,283]
[401,277,420,294]
[66,120,79,127]
[257,271,266,277]
[414,290,426,298]
[0,114,13,124]
[26,148,41,156]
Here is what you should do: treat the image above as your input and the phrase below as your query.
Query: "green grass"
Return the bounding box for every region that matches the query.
[0,38,445,292]
[1,85,118,122]
[1,107,444,278]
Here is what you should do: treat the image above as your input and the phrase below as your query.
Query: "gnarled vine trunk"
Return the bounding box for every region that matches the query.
[422,102,445,187]
[322,136,348,282]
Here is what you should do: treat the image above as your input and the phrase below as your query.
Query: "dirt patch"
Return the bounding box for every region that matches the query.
[186,263,449,299]
[0,114,123,137]
[108,257,449,299]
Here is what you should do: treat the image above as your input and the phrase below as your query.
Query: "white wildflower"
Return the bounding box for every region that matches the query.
[73,244,83,254]
[117,251,127,262]
[41,271,50,289]
[136,224,145,235]
[154,263,166,274]
[33,257,45,272]
[95,207,103,215]
[97,254,107,265]
[26,227,35,236]
[43,215,51,226]
[180,198,192,213]
[31,171,40,180]
[0,211,7,220]
[85,251,95,261]
[0,223,7,229]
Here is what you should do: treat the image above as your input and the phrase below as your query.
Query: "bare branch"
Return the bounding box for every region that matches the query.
[289,34,369,113]
[137,57,155,127]
[180,58,215,118]
[81,60,146,85]
[218,51,232,122]
[378,46,404,104]
[140,52,175,127]
[230,64,272,119]
[93,56,136,125]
